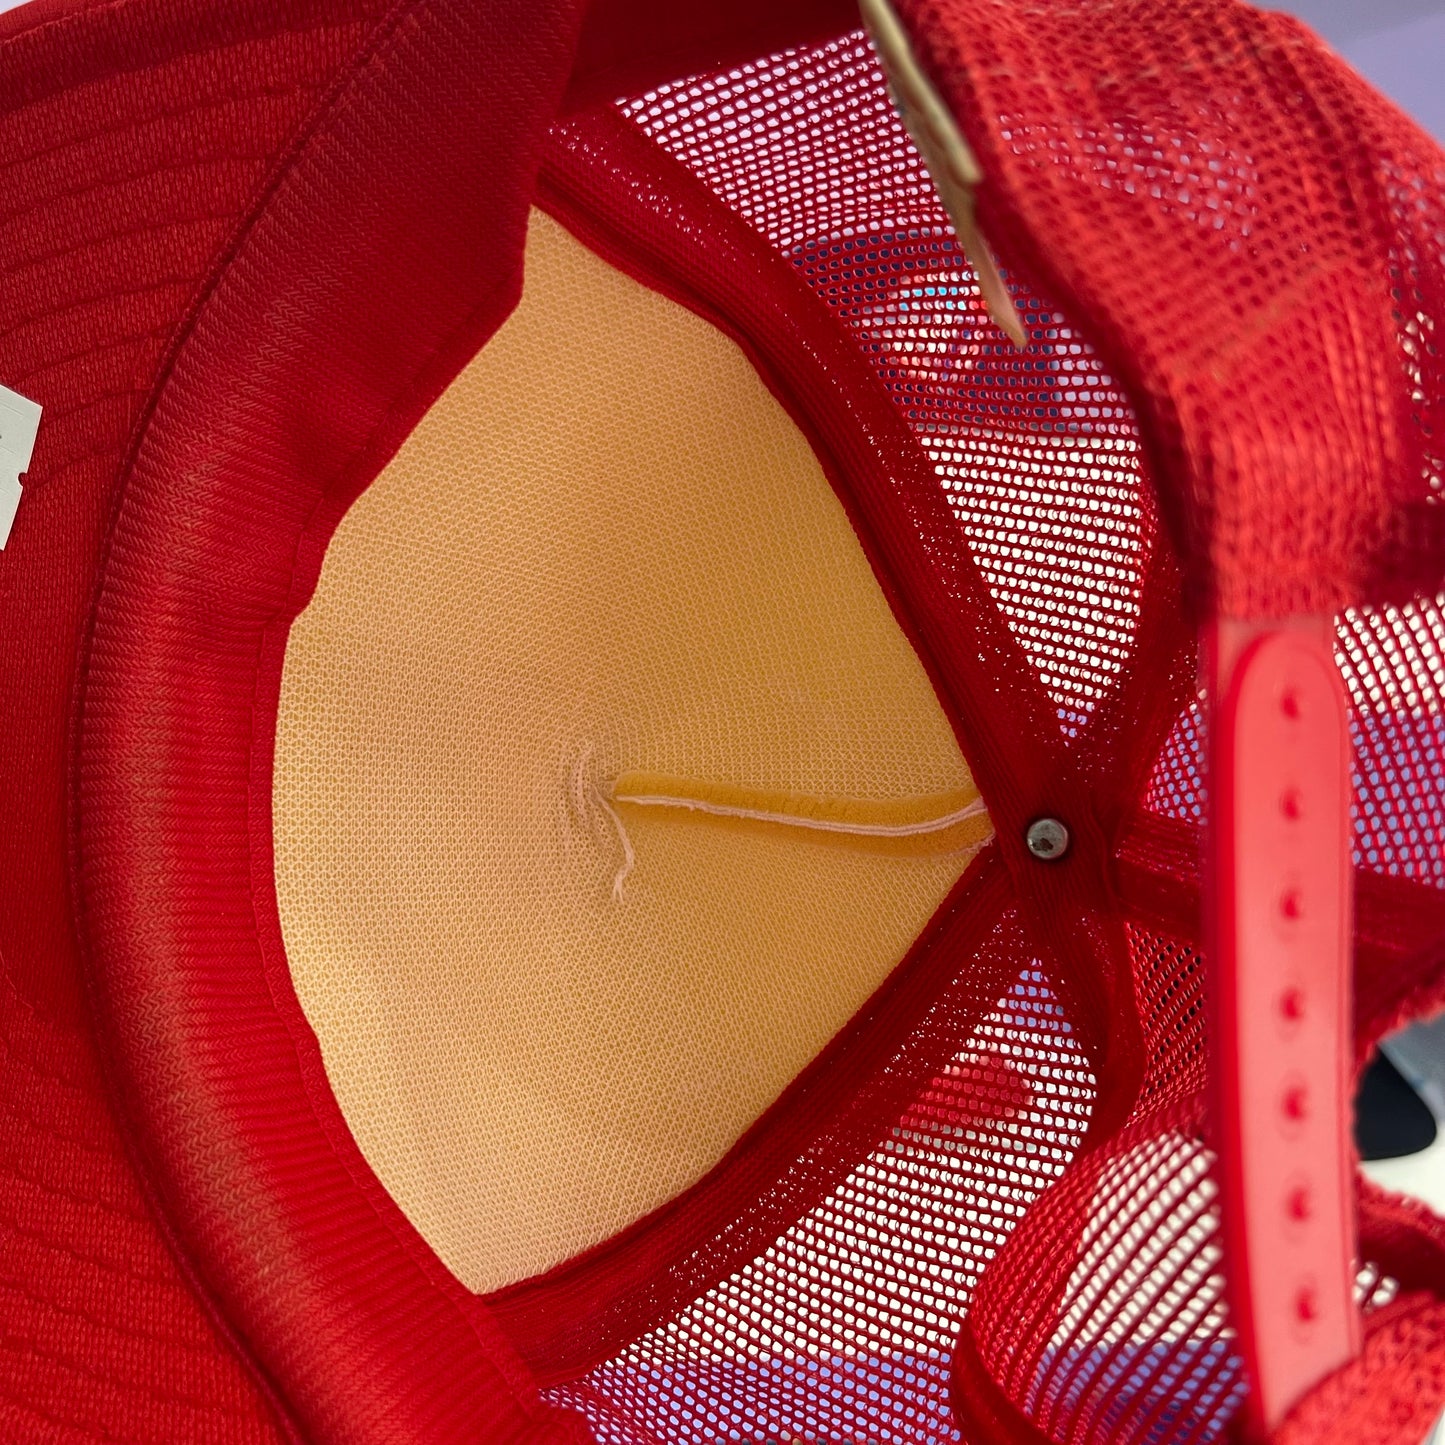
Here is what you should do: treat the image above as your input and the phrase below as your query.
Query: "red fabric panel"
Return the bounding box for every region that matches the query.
[1276,1296,1445,1445]
[0,0,391,111]
[0,6,384,1440]
[564,0,857,111]
[897,0,1445,620]
[69,0,604,1440]
[0,0,386,1027]
[0,968,284,1443]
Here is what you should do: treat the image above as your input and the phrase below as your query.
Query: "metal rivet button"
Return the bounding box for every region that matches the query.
[1025,817,1070,861]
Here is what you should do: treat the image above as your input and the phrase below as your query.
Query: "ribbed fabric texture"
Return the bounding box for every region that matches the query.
[0,6,382,1439]
[0,0,1441,1443]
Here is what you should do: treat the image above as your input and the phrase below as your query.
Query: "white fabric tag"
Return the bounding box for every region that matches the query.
[0,384,41,550]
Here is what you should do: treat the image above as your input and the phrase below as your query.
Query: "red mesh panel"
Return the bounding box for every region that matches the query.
[1338,600,1445,885]
[976,1115,1241,1445]
[547,911,1097,1445]
[901,0,1445,621]
[624,35,1156,734]
[948,914,1221,1445]
[529,17,1445,1444]
[1144,700,1205,826]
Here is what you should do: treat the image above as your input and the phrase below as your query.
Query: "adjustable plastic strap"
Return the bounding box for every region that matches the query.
[1207,618,1361,1436]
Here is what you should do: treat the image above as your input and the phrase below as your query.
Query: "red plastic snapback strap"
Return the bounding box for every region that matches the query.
[1208,617,1362,1435]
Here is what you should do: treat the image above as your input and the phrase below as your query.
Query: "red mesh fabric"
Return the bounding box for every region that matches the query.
[1275,1297,1445,1445]
[547,906,1099,1445]
[898,0,1445,622]
[510,20,1445,1445]
[1339,600,1445,886]
[620,32,1159,734]
[0,0,1442,1440]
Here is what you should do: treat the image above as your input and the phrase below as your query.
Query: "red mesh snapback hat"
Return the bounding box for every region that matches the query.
[0,0,1443,1442]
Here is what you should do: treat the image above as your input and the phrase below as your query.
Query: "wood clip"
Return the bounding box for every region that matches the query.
[859,0,1027,349]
